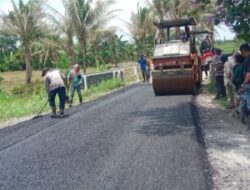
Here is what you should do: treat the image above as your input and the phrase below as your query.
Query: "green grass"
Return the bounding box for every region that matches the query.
[214,41,236,54]
[214,39,245,54]
[218,97,228,108]
[207,78,229,108]
[208,78,216,94]
[0,82,49,121]
[0,79,126,122]
[0,66,136,122]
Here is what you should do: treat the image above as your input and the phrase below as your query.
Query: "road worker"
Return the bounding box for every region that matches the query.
[42,68,66,118]
[138,54,147,82]
[67,64,83,107]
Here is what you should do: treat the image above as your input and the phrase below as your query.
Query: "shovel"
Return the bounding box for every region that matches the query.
[33,100,49,119]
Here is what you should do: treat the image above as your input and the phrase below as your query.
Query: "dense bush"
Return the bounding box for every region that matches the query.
[57,52,69,69]
[0,50,25,72]
[0,51,71,72]
[11,80,45,97]
[97,63,113,71]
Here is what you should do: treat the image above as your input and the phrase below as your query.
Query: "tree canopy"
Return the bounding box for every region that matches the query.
[216,0,250,41]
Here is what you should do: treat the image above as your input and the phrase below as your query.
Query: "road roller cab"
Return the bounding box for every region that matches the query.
[152,18,202,95]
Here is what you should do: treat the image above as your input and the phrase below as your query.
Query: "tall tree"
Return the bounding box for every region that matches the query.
[67,0,116,73]
[129,5,154,55]
[216,0,250,41]
[48,0,75,66]
[33,33,62,66]
[2,0,45,84]
[147,0,173,41]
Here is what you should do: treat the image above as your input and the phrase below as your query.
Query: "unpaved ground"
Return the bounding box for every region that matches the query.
[196,91,250,190]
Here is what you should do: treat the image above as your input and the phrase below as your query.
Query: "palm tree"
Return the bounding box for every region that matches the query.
[2,0,45,84]
[33,33,62,66]
[129,5,154,55]
[88,28,116,69]
[146,0,174,41]
[148,0,216,40]
[67,0,116,73]
[190,2,216,32]
[47,0,75,66]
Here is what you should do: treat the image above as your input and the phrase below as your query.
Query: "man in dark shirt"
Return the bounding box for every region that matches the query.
[212,49,226,100]
[138,54,147,82]
[240,43,250,110]
[241,44,250,79]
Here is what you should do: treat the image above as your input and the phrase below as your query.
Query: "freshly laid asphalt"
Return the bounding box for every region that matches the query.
[0,84,213,190]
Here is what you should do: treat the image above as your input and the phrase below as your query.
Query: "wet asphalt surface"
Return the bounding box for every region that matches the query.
[0,84,212,190]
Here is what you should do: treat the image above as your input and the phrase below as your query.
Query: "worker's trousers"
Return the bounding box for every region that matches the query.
[49,87,66,110]
[215,75,226,98]
[70,85,82,103]
[141,69,147,82]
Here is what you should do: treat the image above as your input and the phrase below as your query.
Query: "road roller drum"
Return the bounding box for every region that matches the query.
[152,69,195,95]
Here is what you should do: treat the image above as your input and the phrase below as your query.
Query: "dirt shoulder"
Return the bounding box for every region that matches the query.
[196,87,250,190]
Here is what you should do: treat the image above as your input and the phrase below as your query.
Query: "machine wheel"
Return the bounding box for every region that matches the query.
[153,90,162,96]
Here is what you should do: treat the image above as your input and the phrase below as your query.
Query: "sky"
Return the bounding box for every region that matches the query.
[0,0,235,40]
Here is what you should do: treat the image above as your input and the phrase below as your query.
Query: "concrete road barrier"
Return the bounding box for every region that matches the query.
[81,69,124,90]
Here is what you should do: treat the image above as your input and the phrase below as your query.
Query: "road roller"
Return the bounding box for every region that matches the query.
[152,18,202,95]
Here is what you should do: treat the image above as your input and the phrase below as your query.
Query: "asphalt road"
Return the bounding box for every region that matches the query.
[0,84,213,190]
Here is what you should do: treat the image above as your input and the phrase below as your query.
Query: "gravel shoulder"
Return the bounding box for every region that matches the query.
[196,89,250,190]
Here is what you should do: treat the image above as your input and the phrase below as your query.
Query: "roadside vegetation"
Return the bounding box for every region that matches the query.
[0,75,125,121]
[207,78,228,108]
[214,40,237,54]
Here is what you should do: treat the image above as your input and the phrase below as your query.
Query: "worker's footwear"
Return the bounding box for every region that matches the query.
[214,96,220,100]
[69,99,73,107]
[60,109,64,118]
[51,107,57,118]
[79,97,83,104]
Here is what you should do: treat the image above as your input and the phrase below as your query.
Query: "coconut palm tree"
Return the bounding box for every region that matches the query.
[129,5,154,55]
[67,0,116,73]
[88,28,116,68]
[148,0,216,40]
[47,0,75,66]
[146,0,174,41]
[2,0,45,84]
[33,33,62,66]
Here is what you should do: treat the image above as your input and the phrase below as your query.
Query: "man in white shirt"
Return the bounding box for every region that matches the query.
[224,55,236,108]
[42,68,66,117]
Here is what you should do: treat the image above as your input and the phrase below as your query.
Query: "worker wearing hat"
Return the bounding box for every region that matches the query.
[66,64,83,107]
[42,68,66,117]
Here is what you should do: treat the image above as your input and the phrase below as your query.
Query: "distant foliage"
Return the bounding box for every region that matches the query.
[216,0,250,42]
[0,49,25,72]
[57,52,69,69]
[0,33,18,56]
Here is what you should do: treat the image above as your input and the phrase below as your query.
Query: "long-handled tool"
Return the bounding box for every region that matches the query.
[33,100,49,119]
